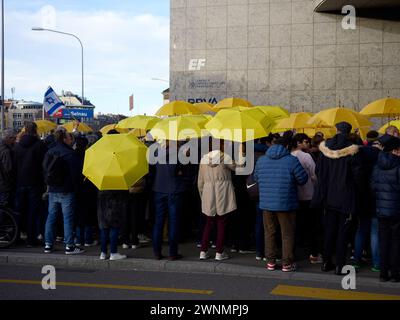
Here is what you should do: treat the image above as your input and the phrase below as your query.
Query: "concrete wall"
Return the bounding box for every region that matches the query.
[170,0,400,113]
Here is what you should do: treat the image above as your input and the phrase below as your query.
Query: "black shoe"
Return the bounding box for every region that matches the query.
[380,272,390,282]
[44,245,53,253]
[169,254,183,261]
[65,246,85,255]
[154,253,165,260]
[321,261,335,272]
[390,273,400,283]
[335,266,345,276]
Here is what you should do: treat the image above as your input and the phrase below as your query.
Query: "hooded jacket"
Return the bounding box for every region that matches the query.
[254,144,308,212]
[311,134,363,216]
[371,152,400,219]
[197,150,237,216]
[44,142,82,193]
[13,134,47,188]
[0,141,14,193]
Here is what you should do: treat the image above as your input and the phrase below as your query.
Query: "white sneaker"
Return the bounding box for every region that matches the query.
[122,244,129,249]
[131,244,140,249]
[37,234,43,241]
[110,253,127,261]
[199,251,210,260]
[215,252,230,261]
[100,252,107,260]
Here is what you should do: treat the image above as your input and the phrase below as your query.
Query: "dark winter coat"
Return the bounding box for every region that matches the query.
[254,144,308,212]
[97,191,128,229]
[0,141,14,193]
[371,152,400,219]
[44,142,82,193]
[311,134,363,216]
[13,135,47,188]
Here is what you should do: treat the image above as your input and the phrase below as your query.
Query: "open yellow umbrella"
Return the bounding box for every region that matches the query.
[205,108,274,142]
[307,107,372,129]
[149,116,209,141]
[360,98,400,118]
[116,115,160,130]
[100,124,129,135]
[83,133,148,191]
[193,102,215,114]
[129,128,147,137]
[255,106,290,121]
[63,121,93,133]
[378,120,400,134]
[155,101,201,116]
[213,98,254,111]
[274,112,321,130]
[34,120,57,135]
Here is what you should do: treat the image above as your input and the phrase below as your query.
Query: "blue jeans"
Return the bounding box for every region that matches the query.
[15,186,42,243]
[76,226,93,245]
[152,192,183,257]
[255,205,264,257]
[45,193,75,247]
[354,216,380,267]
[100,228,119,254]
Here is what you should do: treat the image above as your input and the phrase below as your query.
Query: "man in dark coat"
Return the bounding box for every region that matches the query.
[371,136,400,282]
[43,127,83,255]
[0,129,16,207]
[13,122,47,246]
[150,140,190,260]
[312,122,364,275]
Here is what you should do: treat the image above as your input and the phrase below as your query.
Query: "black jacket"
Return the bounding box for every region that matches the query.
[13,135,47,188]
[311,134,363,216]
[44,142,82,193]
[0,141,14,193]
[371,152,400,219]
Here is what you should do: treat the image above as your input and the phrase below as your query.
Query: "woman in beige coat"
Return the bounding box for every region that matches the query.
[198,147,237,261]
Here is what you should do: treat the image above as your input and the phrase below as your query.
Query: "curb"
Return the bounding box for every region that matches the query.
[0,252,398,289]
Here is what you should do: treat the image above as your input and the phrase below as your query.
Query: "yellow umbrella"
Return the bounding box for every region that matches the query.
[34,120,57,135]
[129,128,147,137]
[149,116,209,141]
[181,114,212,127]
[63,121,93,133]
[360,98,400,118]
[100,124,129,135]
[193,102,215,114]
[116,115,160,130]
[213,98,254,111]
[83,133,148,191]
[378,120,400,134]
[274,112,318,130]
[255,106,290,121]
[155,101,201,116]
[205,108,274,142]
[307,107,372,129]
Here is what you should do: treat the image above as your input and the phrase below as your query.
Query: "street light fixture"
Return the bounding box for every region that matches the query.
[32,27,85,106]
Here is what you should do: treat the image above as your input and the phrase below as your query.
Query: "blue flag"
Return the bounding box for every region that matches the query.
[43,86,65,117]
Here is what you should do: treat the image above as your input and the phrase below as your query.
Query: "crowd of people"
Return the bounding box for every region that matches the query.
[0,120,399,283]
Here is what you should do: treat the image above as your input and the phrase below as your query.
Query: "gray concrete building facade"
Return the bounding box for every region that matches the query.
[170,0,400,113]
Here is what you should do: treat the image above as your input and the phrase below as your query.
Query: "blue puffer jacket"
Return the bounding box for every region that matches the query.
[254,144,308,212]
[371,152,400,219]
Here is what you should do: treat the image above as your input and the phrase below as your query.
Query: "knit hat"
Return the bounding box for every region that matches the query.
[379,134,400,152]
[335,122,352,135]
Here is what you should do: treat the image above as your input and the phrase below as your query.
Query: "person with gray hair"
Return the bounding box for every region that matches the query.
[0,129,17,206]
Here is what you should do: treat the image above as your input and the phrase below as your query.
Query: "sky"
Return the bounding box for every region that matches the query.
[3,0,170,116]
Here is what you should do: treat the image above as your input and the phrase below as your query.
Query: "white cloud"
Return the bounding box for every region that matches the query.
[4,6,170,116]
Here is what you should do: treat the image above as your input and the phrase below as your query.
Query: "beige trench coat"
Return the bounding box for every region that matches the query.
[197,151,237,217]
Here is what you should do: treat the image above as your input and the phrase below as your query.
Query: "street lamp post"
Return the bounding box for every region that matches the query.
[32,27,85,106]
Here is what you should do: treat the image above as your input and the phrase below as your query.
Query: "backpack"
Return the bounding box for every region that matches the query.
[43,152,68,187]
[246,173,259,202]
